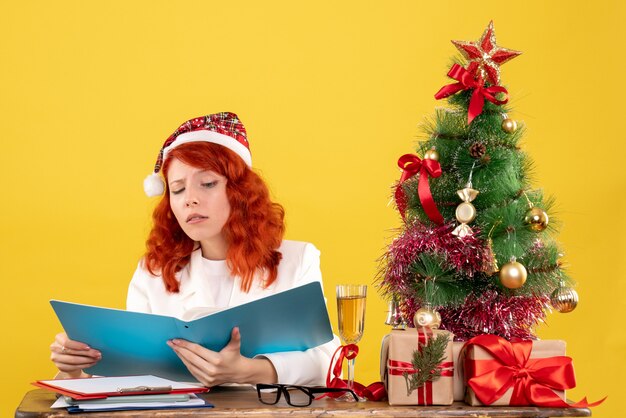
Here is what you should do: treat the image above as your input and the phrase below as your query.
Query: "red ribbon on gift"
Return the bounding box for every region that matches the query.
[464,334,606,408]
[388,360,454,377]
[388,359,454,405]
[395,154,444,225]
[320,344,387,401]
[434,64,509,124]
[387,327,453,405]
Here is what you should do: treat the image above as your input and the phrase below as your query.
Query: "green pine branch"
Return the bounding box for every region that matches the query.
[403,333,451,396]
[407,252,471,306]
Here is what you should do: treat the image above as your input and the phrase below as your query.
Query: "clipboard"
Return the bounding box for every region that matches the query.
[50,282,334,381]
[34,375,208,400]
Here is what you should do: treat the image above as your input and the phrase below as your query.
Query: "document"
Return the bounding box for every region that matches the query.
[50,393,212,412]
[35,375,207,400]
[51,282,334,381]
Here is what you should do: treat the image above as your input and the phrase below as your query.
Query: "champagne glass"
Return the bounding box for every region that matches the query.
[336,284,367,395]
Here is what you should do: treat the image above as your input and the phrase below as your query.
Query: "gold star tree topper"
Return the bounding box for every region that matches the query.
[452,21,522,86]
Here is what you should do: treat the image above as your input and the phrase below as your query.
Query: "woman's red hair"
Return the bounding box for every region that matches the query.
[144,142,285,293]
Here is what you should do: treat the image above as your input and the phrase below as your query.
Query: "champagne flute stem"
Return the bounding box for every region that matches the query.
[347,357,355,390]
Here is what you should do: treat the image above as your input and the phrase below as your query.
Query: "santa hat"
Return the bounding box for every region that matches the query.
[144,112,251,196]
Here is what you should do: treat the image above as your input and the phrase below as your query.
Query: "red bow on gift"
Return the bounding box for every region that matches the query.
[464,334,605,408]
[395,154,444,225]
[434,64,509,124]
[320,344,386,401]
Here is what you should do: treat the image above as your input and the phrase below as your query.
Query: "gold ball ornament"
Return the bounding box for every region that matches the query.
[413,306,442,329]
[423,148,439,161]
[499,260,527,289]
[524,207,549,232]
[501,118,517,133]
[550,286,579,313]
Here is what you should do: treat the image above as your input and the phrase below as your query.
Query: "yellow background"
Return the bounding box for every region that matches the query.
[1,1,623,416]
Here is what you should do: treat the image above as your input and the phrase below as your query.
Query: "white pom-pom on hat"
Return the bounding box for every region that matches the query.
[144,173,165,197]
[144,112,251,197]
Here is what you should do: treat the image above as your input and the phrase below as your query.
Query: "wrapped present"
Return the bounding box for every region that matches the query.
[463,334,603,408]
[452,341,465,401]
[464,335,567,406]
[381,328,454,405]
[380,334,391,383]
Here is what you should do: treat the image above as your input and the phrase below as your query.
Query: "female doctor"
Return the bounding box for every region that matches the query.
[49,112,340,386]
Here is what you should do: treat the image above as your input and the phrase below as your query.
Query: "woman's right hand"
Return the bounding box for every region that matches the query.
[50,332,101,379]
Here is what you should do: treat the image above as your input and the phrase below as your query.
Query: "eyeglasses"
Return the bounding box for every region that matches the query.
[256,383,359,407]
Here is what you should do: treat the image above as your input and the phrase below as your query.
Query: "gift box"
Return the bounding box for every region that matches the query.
[381,328,454,405]
[463,334,571,406]
[452,341,465,401]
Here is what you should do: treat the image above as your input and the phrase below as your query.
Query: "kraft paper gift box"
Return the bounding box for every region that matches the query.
[452,341,466,401]
[381,328,454,406]
[464,336,567,406]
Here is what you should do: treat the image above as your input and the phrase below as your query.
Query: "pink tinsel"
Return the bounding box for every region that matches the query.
[378,221,549,340]
[401,290,548,341]
[440,292,549,340]
[380,221,487,291]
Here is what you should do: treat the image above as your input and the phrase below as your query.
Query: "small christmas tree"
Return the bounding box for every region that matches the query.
[378,21,579,340]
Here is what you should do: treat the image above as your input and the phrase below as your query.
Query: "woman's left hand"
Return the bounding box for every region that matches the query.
[168,327,277,387]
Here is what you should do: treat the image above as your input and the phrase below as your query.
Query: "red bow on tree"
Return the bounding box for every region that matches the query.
[434,64,509,124]
[395,154,444,225]
[464,334,606,408]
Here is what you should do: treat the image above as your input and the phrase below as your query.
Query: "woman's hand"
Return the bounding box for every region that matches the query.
[50,332,101,379]
[168,327,277,387]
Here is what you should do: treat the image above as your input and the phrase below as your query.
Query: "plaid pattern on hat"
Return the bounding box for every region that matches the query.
[153,112,249,173]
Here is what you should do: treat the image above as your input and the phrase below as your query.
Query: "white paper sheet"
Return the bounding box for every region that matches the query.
[39,375,204,395]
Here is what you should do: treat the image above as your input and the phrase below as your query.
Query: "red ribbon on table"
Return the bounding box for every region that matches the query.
[464,334,606,408]
[434,64,509,124]
[387,327,453,405]
[395,154,444,225]
[320,344,387,401]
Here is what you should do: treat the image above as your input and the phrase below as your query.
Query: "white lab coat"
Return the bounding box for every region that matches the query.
[126,240,340,385]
